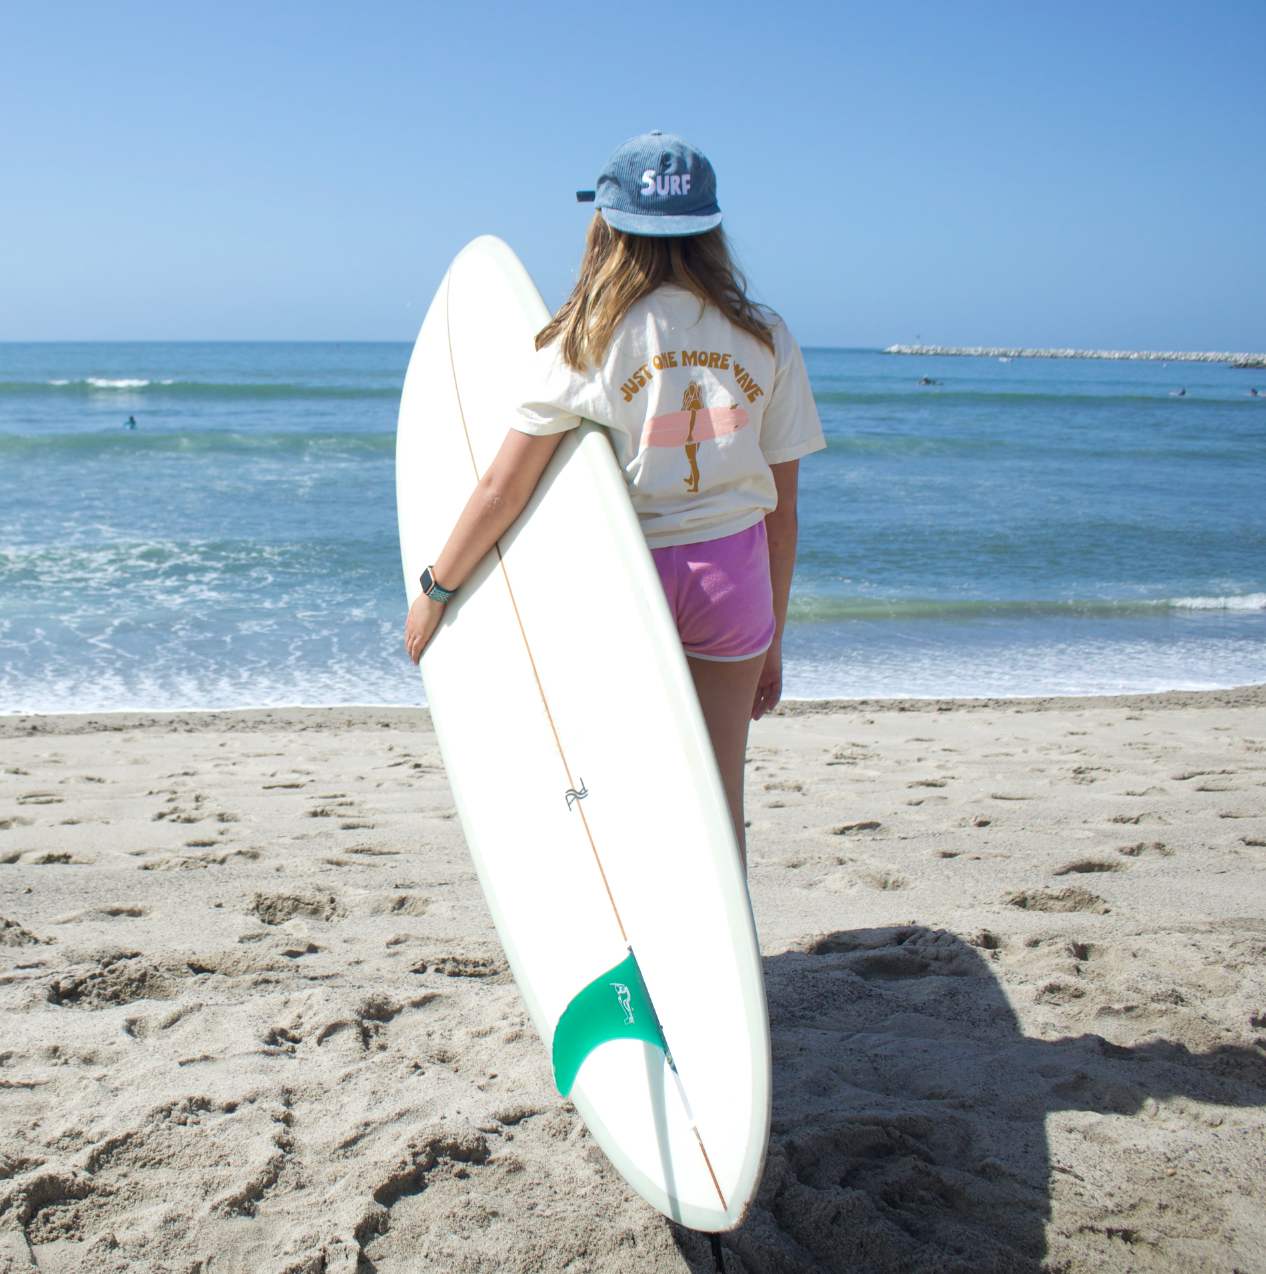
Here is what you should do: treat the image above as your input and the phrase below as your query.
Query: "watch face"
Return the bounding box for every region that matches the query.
[421,567,451,601]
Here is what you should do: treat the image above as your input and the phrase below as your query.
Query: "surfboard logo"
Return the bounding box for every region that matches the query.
[611,982,635,1024]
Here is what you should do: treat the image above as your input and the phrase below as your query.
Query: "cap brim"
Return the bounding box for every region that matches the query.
[600,207,722,237]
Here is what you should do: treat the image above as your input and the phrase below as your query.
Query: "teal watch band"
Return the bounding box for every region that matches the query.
[420,567,456,604]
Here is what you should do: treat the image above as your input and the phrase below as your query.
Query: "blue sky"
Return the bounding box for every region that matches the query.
[2,1,1262,348]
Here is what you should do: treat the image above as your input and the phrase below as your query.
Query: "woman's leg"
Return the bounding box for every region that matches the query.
[683,441,700,492]
[686,652,766,871]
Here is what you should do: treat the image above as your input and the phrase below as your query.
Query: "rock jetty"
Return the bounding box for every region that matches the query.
[883,344,1266,368]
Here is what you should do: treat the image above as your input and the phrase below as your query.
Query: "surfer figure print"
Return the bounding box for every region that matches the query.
[682,381,703,492]
[611,982,635,1025]
[405,131,825,868]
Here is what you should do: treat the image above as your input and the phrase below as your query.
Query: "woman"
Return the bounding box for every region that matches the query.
[405,132,824,865]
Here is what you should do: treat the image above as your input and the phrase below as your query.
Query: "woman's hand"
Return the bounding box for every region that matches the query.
[754,460,798,722]
[401,428,567,668]
[751,638,783,720]
[405,592,446,665]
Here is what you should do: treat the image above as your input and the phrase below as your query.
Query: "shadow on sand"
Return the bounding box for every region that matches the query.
[673,925,1265,1273]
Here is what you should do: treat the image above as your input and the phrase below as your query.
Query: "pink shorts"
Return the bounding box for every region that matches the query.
[651,522,776,662]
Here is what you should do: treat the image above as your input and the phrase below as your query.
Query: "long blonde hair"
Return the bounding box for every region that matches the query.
[536,215,775,370]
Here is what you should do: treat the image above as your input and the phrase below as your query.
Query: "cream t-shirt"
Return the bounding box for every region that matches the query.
[515,284,825,548]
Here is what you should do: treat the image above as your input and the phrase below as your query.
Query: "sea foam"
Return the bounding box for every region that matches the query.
[1168,594,1266,612]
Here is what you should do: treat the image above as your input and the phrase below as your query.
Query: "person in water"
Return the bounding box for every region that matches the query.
[404,132,825,863]
[126,415,137,429]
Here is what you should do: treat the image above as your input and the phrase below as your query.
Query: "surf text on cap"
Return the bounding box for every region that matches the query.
[641,171,692,198]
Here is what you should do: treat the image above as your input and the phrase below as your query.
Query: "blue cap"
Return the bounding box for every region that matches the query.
[577,132,721,237]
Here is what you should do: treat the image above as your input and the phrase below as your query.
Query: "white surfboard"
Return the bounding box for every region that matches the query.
[396,236,770,1232]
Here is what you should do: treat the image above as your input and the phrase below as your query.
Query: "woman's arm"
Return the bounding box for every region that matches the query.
[404,428,566,664]
[752,459,799,719]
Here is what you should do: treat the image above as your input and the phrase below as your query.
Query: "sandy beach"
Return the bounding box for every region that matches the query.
[1,688,1263,1273]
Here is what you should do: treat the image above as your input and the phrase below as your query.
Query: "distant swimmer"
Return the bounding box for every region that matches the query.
[917,376,941,386]
[126,415,137,429]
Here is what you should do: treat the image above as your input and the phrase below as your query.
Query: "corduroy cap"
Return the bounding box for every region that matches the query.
[575,132,721,237]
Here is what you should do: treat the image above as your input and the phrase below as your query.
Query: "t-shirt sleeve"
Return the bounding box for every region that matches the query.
[515,401,582,436]
[514,340,588,437]
[759,323,825,465]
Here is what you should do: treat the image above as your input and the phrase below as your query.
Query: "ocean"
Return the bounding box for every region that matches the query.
[1,342,1263,712]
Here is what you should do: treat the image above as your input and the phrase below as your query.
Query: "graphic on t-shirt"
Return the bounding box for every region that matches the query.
[682,382,703,493]
[640,384,750,494]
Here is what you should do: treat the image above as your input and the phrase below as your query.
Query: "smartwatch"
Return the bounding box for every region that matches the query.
[419,566,456,604]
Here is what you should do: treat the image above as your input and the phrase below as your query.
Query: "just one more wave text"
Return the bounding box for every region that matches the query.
[620,352,766,404]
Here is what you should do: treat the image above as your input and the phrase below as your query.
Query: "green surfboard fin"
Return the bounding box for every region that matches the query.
[552,950,666,1096]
